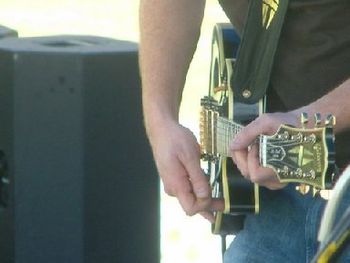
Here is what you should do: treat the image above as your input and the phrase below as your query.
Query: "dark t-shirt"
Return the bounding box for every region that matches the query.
[220,0,350,168]
[271,0,350,169]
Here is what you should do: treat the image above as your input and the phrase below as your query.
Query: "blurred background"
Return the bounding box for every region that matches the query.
[0,1,229,262]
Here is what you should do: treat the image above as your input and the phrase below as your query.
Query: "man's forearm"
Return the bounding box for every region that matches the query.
[139,0,206,138]
[296,78,350,133]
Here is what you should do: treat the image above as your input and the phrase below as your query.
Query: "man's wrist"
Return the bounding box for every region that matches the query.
[143,106,179,140]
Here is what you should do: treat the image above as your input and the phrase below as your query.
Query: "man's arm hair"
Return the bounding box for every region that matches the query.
[139,0,206,137]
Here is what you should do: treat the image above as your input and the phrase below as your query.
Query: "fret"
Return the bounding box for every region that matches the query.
[216,116,243,156]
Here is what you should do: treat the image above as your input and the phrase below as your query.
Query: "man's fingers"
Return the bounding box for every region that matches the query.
[177,190,210,216]
[210,198,225,212]
[231,149,249,177]
[247,144,275,183]
[246,144,263,180]
[179,149,211,199]
[230,121,261,150]
[230,114,280,150]
[200,198,225,223]
[247,144,286,189]
[200,211,215,223]
[161,162,191,197]
[177,189,224,217]
[177,191,196,216]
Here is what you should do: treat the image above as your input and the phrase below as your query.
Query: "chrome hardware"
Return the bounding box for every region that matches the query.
[296,184,310,195]
[314,113,322,127]
[300,112,308,128]
[242,89,252,99]
[325,114,336,127]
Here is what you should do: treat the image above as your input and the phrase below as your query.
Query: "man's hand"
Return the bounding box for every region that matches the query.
[150,121,224,221]
[229,112,300,190]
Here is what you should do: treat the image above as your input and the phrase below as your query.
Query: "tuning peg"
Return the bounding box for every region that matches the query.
[296,184,310,195]
[300,112,308,128]
[314,113,322,127]
[319,189,331,200]
[325,114,336,127]
[312,187,320,197]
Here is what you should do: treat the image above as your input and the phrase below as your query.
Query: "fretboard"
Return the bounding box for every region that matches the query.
[215,116,243,156]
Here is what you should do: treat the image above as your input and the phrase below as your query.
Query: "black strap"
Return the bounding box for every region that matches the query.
[232,0,289,104]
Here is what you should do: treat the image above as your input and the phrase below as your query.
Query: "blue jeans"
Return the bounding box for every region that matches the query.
[224,184,350,262]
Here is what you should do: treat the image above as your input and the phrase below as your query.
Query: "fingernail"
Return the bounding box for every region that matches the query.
[195,189,209,198]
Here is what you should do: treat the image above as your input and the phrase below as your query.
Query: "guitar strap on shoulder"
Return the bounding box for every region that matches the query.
[232,0,289,104]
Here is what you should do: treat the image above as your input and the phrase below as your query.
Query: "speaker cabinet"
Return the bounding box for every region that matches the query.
[0,25,18,39]
[0,35,159,263]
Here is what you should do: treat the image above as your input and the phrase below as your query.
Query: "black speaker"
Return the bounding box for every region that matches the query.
[0,35,159,263]
[0,25,18,39]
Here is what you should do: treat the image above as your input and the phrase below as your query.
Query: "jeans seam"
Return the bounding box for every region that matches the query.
[305,198,324,262]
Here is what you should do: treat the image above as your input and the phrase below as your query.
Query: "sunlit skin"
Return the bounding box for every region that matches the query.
[139,0,350,221]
